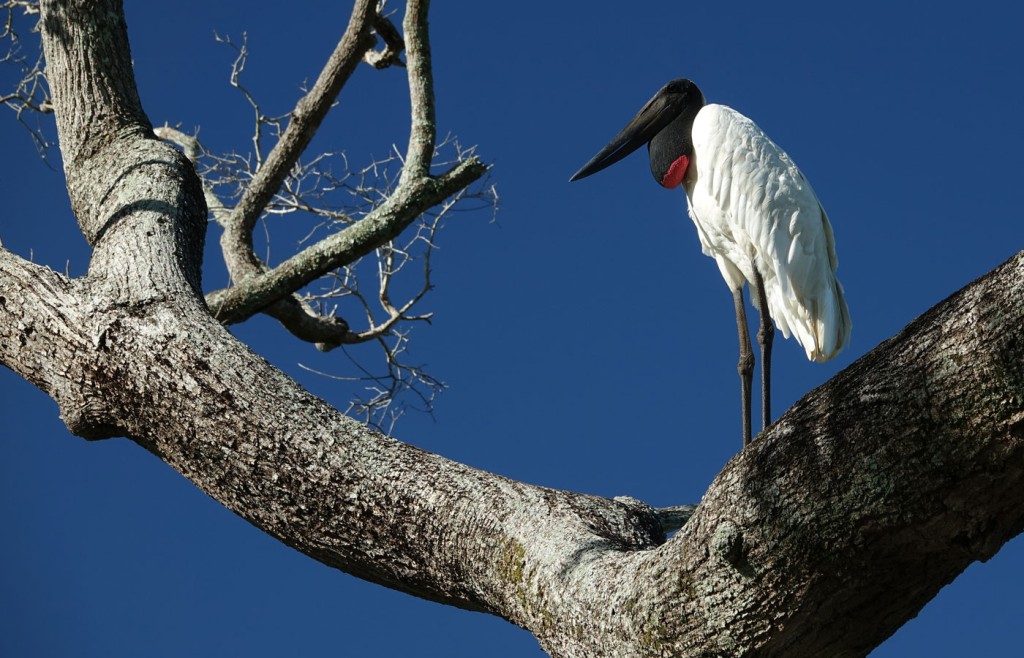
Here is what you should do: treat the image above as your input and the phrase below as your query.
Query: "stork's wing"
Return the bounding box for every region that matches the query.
[685,104,851,361]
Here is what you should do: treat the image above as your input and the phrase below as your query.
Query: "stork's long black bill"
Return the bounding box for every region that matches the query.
[569,86,689,182]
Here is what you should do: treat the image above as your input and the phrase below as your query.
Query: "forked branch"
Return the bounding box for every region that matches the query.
[154,0,491,425]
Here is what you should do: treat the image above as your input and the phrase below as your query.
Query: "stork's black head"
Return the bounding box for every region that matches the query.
[570,78,706,189]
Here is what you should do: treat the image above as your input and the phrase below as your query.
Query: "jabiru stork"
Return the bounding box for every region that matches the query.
[570,78,850,447]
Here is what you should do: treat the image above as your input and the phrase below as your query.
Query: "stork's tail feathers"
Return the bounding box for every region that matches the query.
[806,279,851,362]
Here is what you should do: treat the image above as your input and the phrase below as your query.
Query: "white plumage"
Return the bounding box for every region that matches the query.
[683,104,850,362]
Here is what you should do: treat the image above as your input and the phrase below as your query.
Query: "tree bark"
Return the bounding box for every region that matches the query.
[3,2,1023,657]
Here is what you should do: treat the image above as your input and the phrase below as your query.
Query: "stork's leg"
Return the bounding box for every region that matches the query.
[732,287,754,447]
[751,269,774,433]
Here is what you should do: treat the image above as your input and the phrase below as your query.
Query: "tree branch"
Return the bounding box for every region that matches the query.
[41,0,149,206]
[2,1,54,156]
[169,0,487,360]
[209,1,378,344]
[205,156,487,325]
[628,251,1024,658]
[0,247,78,390]
[156,124,357,349]
[399,0,435,181]
[220,0,376,256]
[40,0,206,300]
[17,237,1024,656]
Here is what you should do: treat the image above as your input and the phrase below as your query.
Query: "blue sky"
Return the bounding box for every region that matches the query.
[2,1,1023,656]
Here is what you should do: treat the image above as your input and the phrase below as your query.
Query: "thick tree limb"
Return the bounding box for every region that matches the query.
[0,248,80,394]
[8,2,1024,657]
[615,253,1024,657]
[41,0,206,302]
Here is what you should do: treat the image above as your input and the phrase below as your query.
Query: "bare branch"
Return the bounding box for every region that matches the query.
[1,1,53,157]
[299,326,446,433]
[157,120,490,356]
[206,156,488,325]
[152,0,492,424]
[202,0,380,348]
[398,0,434,181]
[156,123,362,350]
[213,32,287,170]
[220,0,377,274]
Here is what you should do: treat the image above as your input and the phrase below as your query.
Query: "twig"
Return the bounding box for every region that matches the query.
[1,2,54,158]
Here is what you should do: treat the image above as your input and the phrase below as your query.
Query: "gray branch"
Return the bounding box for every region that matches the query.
[399,0,435,181]
[207,0,486,331]
[156,0,488,359]
[205,157,486,325]
[220,0,376,256]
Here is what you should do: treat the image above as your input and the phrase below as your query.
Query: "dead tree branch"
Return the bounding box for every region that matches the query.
[150,0,491,427]
[1,1,52,156]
